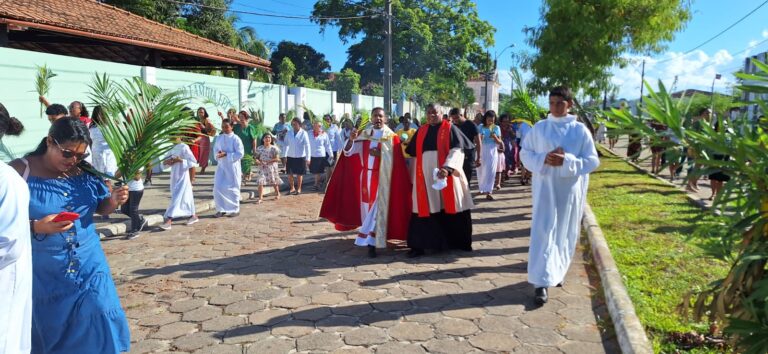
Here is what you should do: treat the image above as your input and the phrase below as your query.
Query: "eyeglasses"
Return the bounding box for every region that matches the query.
[53,139,90,161]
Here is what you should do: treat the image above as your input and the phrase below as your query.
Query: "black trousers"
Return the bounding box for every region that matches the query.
[462,158,474,185]
[120,190,145,232]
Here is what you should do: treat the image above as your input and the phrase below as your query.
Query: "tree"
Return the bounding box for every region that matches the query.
[326,68,361,103]
[181,0,239,47]
[312,0,494,95]
[296,75,327,90]
[102,0,180,25]
[361,82,383,96]
[270,41,331,82]
[277,57,296,86]
[524,0,691,97]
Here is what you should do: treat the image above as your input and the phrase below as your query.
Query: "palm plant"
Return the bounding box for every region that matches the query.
[604,59,768,353]
[88,74,197,185]
[34,65,57,118]
[507,68,546,123]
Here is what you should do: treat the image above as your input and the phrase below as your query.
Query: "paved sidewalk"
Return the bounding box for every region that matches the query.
[105,175,619,354]
[602,137,714,208]
[95,167,313,236]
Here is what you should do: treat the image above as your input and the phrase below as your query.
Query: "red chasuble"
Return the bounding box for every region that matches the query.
[414,120,458,217]
[319,135,412,241]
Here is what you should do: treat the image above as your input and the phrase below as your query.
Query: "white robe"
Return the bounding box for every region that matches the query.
[213,133,244,213]
[0,161,32,354]
[89,126,118,178]
[164,143,198,219]
[345,129,383,247]
[520,114,600,288]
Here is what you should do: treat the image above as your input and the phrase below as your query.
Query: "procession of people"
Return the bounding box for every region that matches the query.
[0,85,601,353]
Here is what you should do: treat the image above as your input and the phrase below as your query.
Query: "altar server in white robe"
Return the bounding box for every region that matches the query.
[213,119,245,217]
[520,86,600,305]
[160,137,199,230]
[0,104,32,354]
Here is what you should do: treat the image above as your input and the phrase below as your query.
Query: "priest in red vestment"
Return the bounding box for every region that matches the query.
[320,107,412,258]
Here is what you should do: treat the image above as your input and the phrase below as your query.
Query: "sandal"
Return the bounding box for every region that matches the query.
[257,198,263,204]
[485,194,494,201]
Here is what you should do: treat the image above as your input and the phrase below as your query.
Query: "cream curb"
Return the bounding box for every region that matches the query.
[583,203,653,354]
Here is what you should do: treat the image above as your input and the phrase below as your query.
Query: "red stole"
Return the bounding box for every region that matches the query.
[415,120,457,217]
[361,141,380,207]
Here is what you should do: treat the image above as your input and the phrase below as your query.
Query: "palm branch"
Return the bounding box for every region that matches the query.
[356,110,371,130]
[88,74,197,184]
[34,65,57,118]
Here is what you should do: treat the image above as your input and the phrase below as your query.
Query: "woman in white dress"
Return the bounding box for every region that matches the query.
[88,106,118,178]
[476,110,503,200]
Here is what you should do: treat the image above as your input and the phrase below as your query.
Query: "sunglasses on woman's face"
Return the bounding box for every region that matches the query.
[53,139,90,161]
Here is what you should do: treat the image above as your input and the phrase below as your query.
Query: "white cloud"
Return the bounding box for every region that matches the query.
[763,29,768,38]
[611,48,740,99]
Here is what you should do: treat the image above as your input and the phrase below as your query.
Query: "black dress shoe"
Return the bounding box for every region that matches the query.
[534,287,548,305]
[556,282,563,287]
[367,245,377,258]
[407,248,425,258]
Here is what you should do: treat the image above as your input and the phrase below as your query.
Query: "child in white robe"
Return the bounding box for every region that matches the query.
[213,119,245,217]
[160,138,199,230]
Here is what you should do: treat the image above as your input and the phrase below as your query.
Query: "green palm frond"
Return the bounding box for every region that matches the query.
[88,74,197,184]
[34,65,57,118]
[356,110,370,129]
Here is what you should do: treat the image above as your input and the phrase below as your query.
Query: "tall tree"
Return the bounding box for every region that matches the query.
[181,0,240,47]
[101,0,180,25]
[312,0,495,94]
[277,57,296,86]
[270,41,332,81]
[326,68,362,103]
[524,0,691,97]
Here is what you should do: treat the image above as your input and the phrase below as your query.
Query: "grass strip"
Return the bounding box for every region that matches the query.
[588,147,729,353]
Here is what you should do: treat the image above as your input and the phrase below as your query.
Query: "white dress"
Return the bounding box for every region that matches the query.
[89,126,118,178]
[213,133,244,213]
[0,161,32,354]
[520,114,600,288]
[164,143,198,219]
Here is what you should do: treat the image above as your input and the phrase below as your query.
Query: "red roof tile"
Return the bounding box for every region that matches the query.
[0,0,270,69]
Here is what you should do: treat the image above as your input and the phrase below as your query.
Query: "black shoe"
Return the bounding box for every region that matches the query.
[459,245,473,252]
[534,287,548,305]
[407,249,425,258]
[556,282,563,287]
[226,212,240,218]
[367,245,377,258]
[214,212,226,218]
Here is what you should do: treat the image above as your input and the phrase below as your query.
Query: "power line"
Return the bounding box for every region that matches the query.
[164,0,379,20]
[655,0,768,64]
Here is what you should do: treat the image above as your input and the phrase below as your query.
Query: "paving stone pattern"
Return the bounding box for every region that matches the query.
[104,175,619,353]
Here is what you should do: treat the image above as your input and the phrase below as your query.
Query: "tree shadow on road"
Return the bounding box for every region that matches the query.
[216,281,540,339]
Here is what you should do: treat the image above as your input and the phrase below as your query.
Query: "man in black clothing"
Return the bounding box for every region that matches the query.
[450,108,481,185]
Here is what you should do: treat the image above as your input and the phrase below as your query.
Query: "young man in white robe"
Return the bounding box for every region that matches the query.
[520,86,600,305]
[213,119,245,217]
[160,137,199,230]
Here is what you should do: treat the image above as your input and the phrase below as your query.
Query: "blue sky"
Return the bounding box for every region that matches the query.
[232,0,768,99]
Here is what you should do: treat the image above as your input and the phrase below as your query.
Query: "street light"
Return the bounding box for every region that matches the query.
[710,73,722,112]
[484,44,515,111]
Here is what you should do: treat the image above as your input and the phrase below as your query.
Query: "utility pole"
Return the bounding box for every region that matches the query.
[383,0,393,116]
[638,59,645,117]
[483,52,490,111]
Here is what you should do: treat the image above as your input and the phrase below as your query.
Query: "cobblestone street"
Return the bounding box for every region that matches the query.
[104,178,619,354]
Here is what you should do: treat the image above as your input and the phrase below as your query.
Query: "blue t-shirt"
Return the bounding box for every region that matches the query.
[478,124,501,145]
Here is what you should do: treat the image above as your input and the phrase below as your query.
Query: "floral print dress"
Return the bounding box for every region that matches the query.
[255,145,283,186]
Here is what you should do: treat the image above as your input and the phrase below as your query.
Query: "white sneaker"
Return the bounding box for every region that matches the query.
[186,216,199,226]
[159,221,172,230]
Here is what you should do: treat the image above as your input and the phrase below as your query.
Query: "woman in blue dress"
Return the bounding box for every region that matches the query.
[11,117,130,353]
